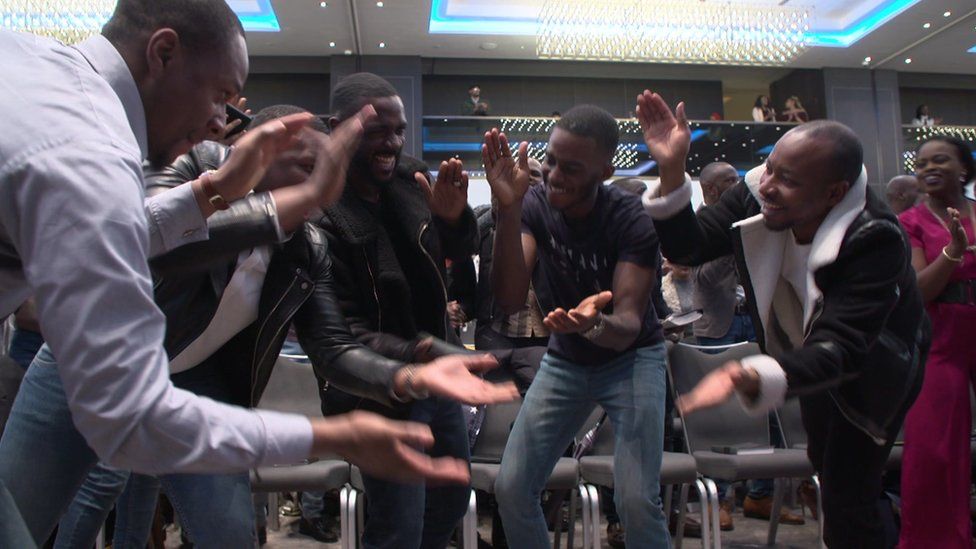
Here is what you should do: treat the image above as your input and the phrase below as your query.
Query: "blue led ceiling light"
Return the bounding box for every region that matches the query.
[226,0,281,32]
[969,45,976,53]
[430,0,920,49]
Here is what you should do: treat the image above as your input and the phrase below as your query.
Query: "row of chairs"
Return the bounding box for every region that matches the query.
[254,341,920,548]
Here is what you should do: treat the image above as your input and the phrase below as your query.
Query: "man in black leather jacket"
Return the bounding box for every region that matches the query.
[318,73,480,549]
[637,92,928,548]
[55,105,515,549]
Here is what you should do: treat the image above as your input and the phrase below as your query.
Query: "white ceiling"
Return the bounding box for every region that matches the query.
[244,0,976,74]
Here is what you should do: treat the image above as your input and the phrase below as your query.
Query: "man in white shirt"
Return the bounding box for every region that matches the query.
[0,1,469,544]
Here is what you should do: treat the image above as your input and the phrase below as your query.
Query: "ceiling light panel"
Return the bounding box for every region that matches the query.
[535,0,809,65]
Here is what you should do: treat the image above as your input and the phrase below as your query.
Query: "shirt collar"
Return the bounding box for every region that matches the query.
[74,35,149,160]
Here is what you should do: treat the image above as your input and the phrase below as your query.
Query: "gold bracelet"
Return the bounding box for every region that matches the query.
[942,246,963,263]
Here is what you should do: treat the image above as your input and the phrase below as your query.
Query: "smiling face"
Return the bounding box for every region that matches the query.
[349,95,407,184]
[757,130,849,243]
[541,127,614,219]
[144,32,247,168]
[915,140,968,201]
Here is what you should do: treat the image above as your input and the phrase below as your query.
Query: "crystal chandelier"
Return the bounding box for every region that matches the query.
[0,0,116,44]
[536,0,810,66]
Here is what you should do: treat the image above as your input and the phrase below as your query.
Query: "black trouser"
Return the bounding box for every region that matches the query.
[800,393,906,549]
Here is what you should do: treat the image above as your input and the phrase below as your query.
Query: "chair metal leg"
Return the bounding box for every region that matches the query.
[812,475,825,549]
[578,485,591,549]
[340,486,350,549]
[674,483,690,549]
[767,478,785,546]
[96,524,106,549]
[694,480,711,549]
[702,478,721,549]
[587,485,601,549]
[355,489,365,549]
[463,489,478,549]
[567,489,577,549]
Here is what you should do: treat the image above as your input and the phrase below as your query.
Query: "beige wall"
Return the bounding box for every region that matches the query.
[723,86,770,122]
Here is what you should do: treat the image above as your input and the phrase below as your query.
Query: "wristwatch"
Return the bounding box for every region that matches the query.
[581,313,606,341]
[199,170,229,210]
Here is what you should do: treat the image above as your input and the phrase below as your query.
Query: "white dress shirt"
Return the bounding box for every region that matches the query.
[0,31,311,474]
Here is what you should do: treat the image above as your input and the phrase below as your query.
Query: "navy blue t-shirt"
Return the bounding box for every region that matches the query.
[521,183,664,365]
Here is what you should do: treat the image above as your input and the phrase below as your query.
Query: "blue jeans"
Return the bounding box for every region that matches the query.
[360,396,471,549]
[697,313,756,349]
[0,345,100,545]
[7,328,44,370]
[495,343,670,549]
[301,490,325,520]
[55,463,254,549]
[56,363,255,549]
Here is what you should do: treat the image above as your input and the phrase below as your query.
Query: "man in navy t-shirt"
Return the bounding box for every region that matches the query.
[483,105,670,548]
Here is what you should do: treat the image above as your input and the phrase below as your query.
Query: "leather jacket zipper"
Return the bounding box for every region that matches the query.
[363,249,382,330]
[418,221,450,336]
[249,276,301,406]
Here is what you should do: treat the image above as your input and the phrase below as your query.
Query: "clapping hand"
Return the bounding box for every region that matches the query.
[543,291,613,334]
[946,207,968,259]
[309,104,377,207]
[676,361,761,415]
[406,354,520,406]
[416,158,469,225]
[482,128,531,209]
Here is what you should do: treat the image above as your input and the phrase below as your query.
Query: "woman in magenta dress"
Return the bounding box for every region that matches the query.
[898,136,976,548]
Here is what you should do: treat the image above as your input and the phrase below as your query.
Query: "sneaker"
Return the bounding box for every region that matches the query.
[298,516,339,543]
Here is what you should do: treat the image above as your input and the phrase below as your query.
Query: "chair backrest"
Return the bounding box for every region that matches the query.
[256,357,324,418]
[667,342,770,453]
[470,397,523,462]
[775,398,806,448]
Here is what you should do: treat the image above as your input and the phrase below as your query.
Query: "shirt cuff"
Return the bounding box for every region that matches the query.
[641,174,693,220]
[145,182,209,257]
[255,410,314,466]
[736,354,788,416]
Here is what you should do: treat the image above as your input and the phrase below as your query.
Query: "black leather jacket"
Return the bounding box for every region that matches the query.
[316,155,478,417]
[147,141,407,408]
[654,182,929,445]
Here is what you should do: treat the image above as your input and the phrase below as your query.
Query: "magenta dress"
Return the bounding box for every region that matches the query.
[898,203,976,548]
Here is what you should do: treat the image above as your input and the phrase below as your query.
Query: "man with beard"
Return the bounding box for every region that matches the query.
[483,105,671,548]
[638,91,927,548]
[317,73,480,549]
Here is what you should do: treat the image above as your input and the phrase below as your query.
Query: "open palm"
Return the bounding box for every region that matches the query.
[482,128,531,208]
[416,158,469,224]
[416,354,519,406]
[635,90,691,170]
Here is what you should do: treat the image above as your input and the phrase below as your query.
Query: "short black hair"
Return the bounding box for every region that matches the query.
[330,73,399,121]
[699,162,736,186]
[250,104,329,134]
[794,120,863,185]
[554,105,619,157]
[918,135,975,184]
[102,0,244,53]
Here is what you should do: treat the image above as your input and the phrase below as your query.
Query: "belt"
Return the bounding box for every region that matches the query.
[935,279,976,306]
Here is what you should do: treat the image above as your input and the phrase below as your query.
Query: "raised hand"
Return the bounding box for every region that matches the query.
[482,128,531,209]
[311,411,470,485]
[416,158,469,224]
[408,354,520,405]
[308,104,377,207]
[635,90,691,172]
[543,291,613,334]
[675,361,761,415]
[210,112,315,202]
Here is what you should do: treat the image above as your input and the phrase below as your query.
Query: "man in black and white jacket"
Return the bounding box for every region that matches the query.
[635,90,928,548]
